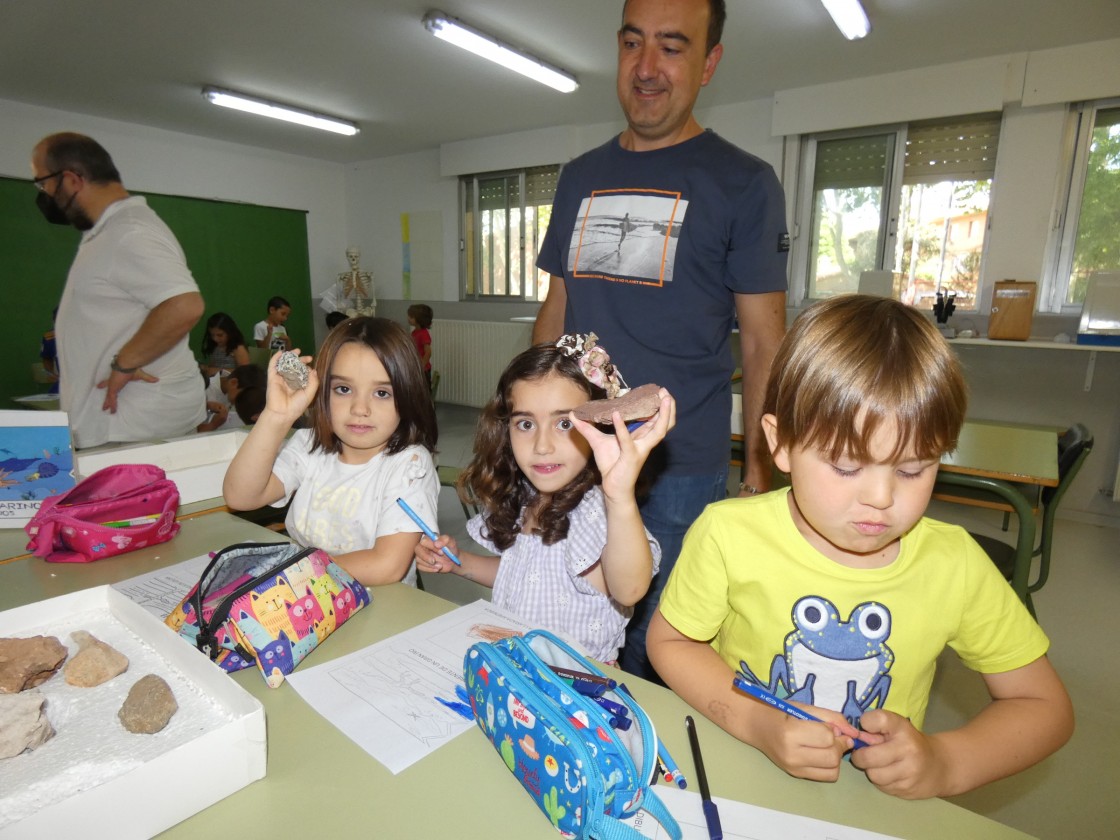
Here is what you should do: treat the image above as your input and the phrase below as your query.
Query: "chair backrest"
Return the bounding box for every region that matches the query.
[430,369,441,400]
[1032,423,1093,597]
[1042,423,1094,508]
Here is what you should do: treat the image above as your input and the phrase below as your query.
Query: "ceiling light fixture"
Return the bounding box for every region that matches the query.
[202,86,359,136]
[422,10,578,93]
[821,0,871,40]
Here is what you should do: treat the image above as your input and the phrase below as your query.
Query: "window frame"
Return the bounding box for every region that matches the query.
[457,164,559,303]
[788,115,1001,310]
[1041,97,1120,313]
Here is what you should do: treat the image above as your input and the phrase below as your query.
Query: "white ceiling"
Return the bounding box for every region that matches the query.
[3,0,1119,164]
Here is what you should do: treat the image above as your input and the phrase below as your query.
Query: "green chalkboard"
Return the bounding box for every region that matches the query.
[0,176,311,407]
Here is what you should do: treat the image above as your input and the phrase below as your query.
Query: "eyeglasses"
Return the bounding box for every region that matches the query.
[32,171,66,192]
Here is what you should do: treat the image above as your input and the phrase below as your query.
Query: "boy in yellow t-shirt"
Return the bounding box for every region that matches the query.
[648,295,1072,800]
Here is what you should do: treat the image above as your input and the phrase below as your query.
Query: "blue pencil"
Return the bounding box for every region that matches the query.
[396,497,461,566]
[732,677,869,749]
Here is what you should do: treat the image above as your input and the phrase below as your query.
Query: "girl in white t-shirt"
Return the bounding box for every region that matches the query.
[223,317,439,586]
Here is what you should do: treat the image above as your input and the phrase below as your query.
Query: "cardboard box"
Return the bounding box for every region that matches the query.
[75,430,249,505]
[987,280,1037,340]
[0,586,265,839]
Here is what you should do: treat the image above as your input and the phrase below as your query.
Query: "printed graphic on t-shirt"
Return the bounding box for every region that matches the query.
[735,595,894,728]
[565,189,688,287]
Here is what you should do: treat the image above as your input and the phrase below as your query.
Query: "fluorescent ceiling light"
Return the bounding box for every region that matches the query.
[202,87,359,136]
[422,11,578,93]
[821,0,871,40]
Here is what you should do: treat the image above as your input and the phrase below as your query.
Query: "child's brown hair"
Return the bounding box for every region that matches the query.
[307,317,437,456]
[460,343,606,550]
[764,295,967,463]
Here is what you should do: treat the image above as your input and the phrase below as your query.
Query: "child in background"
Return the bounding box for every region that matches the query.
[325,310,348,331]
[415,336,675,663]
[198,364,266,432]
[407,304,433,390]
[224,317,439,586]
[254,296,292,352]
[647,295,1073,799]
[233,386,266,426]
[200,312,250,376]
[40,307,59,395]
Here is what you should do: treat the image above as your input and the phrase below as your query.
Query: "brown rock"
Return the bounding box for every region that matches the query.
[0,690,55,758]
[63,630,129,687]
[118,674,178,734]
[0,635,68,693]
[572,383,664,424]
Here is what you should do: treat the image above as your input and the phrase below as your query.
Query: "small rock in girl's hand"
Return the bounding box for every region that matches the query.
[276,351,310,390]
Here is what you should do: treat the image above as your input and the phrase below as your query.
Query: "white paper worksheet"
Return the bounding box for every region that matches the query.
[286,599,537,774]
[110,553,211,620]
[625,784,901,840]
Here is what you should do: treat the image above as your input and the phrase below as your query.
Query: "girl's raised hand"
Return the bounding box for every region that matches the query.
[263,349,319,423]
[569,388,676,502]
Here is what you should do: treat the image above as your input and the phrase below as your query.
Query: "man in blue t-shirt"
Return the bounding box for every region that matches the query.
[533,0,789,681]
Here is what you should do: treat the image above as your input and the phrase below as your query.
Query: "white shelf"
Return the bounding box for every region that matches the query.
[947,337,1120,353]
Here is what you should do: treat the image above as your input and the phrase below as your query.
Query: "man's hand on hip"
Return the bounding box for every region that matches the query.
[98,368,160,413]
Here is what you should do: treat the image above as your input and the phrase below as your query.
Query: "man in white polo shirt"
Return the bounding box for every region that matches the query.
[31,132,206,448]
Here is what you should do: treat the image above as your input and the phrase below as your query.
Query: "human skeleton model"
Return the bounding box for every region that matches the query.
[337,247,376,317]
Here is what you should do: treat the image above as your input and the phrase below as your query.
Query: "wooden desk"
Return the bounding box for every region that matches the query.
[0,512,1032,839]
[936,420,1059,601]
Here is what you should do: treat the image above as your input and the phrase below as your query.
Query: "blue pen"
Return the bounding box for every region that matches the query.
[619,682,686,788]
[396,497,461,566]
[686,715,722,840]
[732,677,869,749]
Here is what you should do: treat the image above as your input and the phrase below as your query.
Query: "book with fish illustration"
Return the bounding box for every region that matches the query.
[0,410,75,528]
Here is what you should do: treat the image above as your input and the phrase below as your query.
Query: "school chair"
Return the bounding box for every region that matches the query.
[437,464,479,520]
[936,424,1093,617]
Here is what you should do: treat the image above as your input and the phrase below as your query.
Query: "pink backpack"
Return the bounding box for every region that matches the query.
[24,464,181,563]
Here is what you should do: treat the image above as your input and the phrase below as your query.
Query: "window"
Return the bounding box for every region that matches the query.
[793,114,1001,309]
[459,164,559,301]
[1048,100,1120,309]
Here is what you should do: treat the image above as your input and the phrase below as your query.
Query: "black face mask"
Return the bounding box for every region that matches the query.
[35,189,92,230]
[35,190,71,225]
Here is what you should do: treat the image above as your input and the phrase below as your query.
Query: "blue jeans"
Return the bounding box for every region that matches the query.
[620,468,729,682]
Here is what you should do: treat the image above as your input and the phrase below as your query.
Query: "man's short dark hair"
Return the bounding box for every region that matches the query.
[621,0,725,53]
[39,133,122,184]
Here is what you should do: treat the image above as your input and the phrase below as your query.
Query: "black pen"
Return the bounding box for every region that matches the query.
[685,715,722,840]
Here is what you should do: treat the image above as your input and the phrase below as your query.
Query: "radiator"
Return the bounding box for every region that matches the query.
[431,320,534,407]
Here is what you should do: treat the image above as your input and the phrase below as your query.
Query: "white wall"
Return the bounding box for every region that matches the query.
[0,96,349,347]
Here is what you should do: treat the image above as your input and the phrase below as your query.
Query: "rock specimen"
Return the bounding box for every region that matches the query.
[0,690,55,758]
[572,383,664,424]
[63,631,129,687]
[118,674,178,734]
[276,351,310,390]
[0,635,67,693]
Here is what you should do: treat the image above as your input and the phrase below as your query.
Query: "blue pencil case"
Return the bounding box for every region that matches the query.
[463,629,681,840]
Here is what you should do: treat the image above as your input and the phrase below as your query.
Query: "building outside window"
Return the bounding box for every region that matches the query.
[459,164,559,302]
[793,114,1001,309]
[1047,100,1120,310]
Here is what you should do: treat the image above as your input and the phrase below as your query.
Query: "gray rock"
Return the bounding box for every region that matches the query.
[63,630,129,687]
[118,674,178,734]
[275,351,310,390]
[0,690,54,758]
[0,635,67,693]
